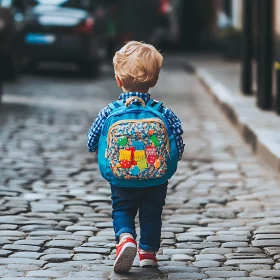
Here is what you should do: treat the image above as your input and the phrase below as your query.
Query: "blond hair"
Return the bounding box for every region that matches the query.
[113,41,163,91]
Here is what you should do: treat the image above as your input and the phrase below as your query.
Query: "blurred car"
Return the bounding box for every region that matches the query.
[0,0,27,80]
[23,0,107,76]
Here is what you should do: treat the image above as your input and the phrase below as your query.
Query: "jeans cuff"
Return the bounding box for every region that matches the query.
[115,227,137,243]
[139,243,159,252]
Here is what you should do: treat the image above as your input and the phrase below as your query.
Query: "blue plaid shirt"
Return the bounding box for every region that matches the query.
[87,92,185,160]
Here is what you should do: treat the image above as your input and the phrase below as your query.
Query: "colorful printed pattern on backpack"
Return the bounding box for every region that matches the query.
[106,118,169,180]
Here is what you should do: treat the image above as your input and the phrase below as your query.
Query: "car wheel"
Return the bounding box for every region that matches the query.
[2,53,21,80]
[80,59,100,78]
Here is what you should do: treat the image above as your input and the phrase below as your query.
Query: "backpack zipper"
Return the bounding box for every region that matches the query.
[102,108,171,136]
[102,109,143,136]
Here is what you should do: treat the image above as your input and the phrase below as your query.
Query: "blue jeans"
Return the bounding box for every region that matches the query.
[111,183,168,251]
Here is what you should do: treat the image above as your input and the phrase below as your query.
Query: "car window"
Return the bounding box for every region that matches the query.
[0,0,12,8]
[30,0,95,10]
[36,0,68,5]
[0,0,26,11]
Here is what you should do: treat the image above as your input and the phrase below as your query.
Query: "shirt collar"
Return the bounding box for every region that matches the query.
[119,92,151,104]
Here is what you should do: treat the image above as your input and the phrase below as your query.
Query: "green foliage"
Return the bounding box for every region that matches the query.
[219,27,242,39]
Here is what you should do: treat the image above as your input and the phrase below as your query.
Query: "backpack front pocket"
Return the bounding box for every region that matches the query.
[106,119,169,180]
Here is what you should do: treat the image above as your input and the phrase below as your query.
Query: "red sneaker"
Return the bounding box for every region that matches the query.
[113,237,137,273]
[138,249,158,268]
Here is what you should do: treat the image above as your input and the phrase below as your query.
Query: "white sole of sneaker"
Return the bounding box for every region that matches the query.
[140,259,157,268]
[113,242,137,273]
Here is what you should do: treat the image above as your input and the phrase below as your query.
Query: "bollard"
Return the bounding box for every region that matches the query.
[241,0,253,95]
[275,62,280,115]
[257,0,273,110]
[0,81,2,105]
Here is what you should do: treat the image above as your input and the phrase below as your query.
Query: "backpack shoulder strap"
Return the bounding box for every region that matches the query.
[147,99,163,112]
[108,100,124,111]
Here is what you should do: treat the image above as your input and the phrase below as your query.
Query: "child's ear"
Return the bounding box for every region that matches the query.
[115,75,123,88]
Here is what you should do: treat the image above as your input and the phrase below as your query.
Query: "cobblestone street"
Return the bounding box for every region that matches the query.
[1,61,280,280]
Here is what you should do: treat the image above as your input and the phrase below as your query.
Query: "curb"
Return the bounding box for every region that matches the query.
[193,67,280,172]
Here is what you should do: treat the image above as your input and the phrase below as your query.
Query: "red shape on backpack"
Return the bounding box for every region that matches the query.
[120,160,132,169]
[146,145,157,164]
[126,147,137,165]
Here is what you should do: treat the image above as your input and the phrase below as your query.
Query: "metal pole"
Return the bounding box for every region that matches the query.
[0,59,2,105]
[241,0,253,95]
[0,83,2,105]
[256,0,262,103]
[275,63,280,115]
[257,0,273,110]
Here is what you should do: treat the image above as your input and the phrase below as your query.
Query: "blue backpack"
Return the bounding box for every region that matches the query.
[98,97,178,187]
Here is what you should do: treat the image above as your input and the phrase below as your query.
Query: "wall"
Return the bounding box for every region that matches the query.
[179,0,218,50]
[231,0,242,29]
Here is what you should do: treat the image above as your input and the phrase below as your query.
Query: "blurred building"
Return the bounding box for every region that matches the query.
[219,0,242,29]
[178,0,218,50]
[108,0,244,51]
[217,0,280,115]
[169,0,242,51]
[170,0,280,115]
[236,0,275,112]
[114,0,220,50]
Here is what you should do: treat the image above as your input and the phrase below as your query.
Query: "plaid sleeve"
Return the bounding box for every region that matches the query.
[162,107,185,161]
[87,106,111,153]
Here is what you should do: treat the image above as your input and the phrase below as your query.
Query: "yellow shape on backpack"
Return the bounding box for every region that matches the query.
[119,150,132,161]
[134,150,146,161]
[137,159,148,170]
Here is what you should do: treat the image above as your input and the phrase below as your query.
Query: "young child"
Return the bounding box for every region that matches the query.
[87,41,184,273]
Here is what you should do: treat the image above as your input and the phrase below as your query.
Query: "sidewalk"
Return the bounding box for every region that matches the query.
[182,54,280,172]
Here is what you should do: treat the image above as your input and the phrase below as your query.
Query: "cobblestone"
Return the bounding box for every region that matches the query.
[0,258,46,266]
[240,264,272,272]
[0,61,280,279]
[205,270,248,277]
[72,253,104,261]
[167,272,207,279]
[26,270,67,278]
[225,259,274,266]
[40,254,73,262]
[193,260,221,268]
[73,247,110,254]
[0,249,13,257]
[251,270,280,278]
[0,278,51,280]
[46,240,82,249]
[171,254,194,261]
[195,254,225,261]
[9,252,43,259]
[3,244,41,252]
[229,278,273,280]
[6,264,41,271]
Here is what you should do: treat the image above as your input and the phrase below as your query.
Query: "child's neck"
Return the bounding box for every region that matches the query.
[122,87,150,93]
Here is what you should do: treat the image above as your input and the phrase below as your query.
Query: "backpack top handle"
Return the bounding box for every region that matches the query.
[125,97,146,107]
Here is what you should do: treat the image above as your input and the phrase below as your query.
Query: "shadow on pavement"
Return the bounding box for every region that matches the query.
[109,267,166,280]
